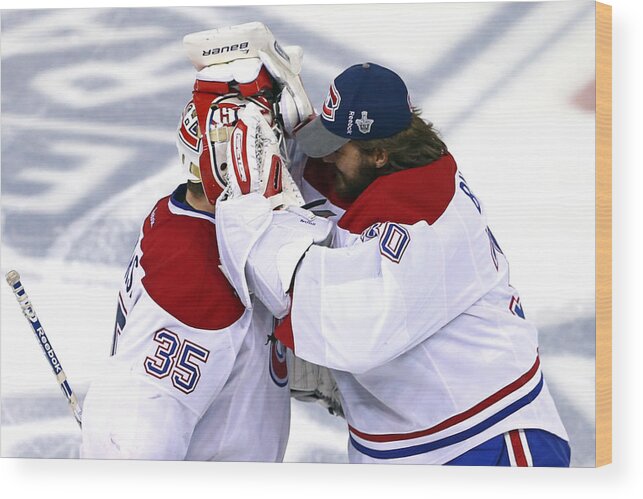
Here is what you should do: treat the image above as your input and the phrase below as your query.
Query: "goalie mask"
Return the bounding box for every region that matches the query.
[177,100,202,183]
[176,62,276,204]
[178,24,315,204]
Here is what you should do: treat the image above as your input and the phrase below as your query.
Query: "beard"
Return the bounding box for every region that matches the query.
[333,157,379,201]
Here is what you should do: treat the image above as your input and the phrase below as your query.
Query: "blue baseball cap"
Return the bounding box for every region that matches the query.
[296,63,413,158]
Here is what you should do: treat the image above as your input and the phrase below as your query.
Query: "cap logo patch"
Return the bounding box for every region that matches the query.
[356,111,374,134]
[322,82,341,122]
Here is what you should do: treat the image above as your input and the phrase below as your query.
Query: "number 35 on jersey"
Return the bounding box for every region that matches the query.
[144,329,210,394]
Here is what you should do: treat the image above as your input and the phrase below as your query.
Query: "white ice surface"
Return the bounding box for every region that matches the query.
[1,2,597,467]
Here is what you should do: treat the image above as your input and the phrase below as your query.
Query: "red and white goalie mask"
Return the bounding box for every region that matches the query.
[176,59,276,204]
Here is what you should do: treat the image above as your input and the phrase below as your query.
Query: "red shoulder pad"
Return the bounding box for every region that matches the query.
[339,154,458,234]
[140,199,245,330]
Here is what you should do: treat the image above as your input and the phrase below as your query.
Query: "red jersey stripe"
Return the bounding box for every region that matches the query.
[509,430,529,466]
[349,356,541,443]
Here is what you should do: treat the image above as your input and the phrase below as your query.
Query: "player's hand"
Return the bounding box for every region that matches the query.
[183,22,314,136]
[223,103,304,209]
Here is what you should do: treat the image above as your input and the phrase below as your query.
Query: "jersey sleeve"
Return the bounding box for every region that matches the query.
[286,200,507,374]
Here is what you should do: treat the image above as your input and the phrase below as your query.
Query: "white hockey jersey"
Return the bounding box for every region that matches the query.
[81,184,290,461]
[273,154,568,464]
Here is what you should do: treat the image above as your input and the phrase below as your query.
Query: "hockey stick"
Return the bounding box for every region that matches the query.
[5,270,83,427]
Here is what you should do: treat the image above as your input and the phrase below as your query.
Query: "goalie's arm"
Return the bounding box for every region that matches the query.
[278,218,505,374]
[216,193,334,317]
[215,102,332,314]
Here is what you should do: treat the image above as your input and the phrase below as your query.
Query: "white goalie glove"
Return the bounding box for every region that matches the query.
[216,104,333,316]
[184,22,314,136]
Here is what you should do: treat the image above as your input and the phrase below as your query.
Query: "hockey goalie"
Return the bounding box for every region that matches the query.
[81,22,342,461]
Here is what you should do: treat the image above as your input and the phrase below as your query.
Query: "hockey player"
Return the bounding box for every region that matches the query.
[215,63,571,466]
[81,23,314,461]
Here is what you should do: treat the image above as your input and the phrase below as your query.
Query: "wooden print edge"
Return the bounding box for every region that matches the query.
[595,0,612,467]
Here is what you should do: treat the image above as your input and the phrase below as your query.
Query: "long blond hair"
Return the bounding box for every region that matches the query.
[354,108,447,174]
